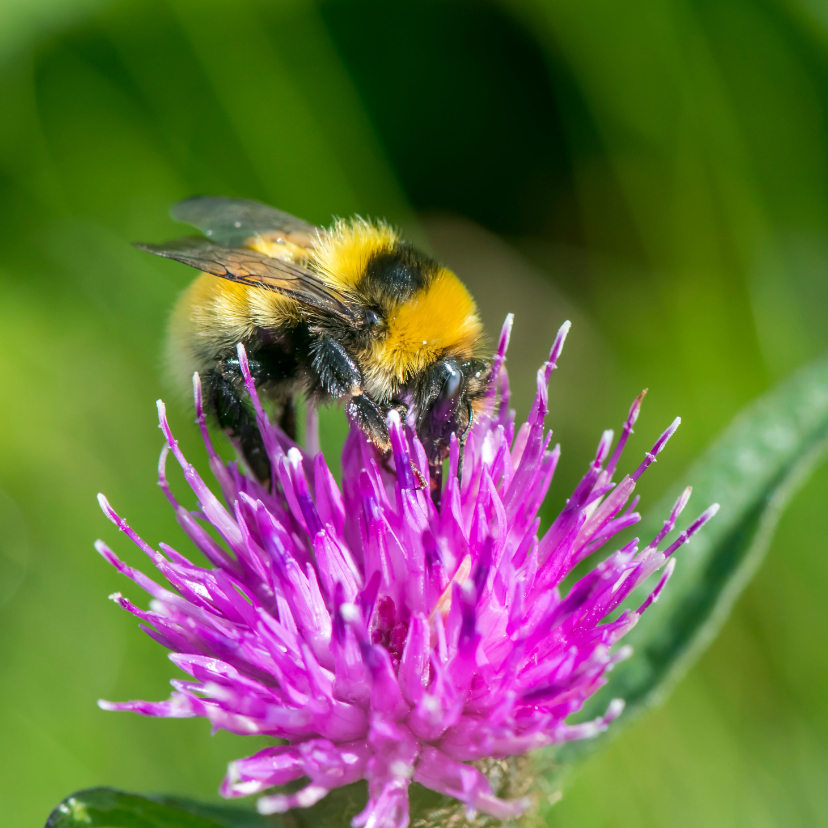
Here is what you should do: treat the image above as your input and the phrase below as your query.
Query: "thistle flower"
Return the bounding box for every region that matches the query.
[97,317,717,827]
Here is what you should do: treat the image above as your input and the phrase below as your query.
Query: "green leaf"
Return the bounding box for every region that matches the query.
[541,352,828,777]
[44,784,449,828]
[45,788,275,828]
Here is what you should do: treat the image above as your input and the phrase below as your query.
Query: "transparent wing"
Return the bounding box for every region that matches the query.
[170,196,319,248]
[135,237,356,323]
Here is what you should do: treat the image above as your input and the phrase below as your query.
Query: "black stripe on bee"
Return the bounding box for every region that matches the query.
[362,243,438,303]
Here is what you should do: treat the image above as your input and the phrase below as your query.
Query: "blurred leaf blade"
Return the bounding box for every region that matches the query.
[45,783,379,828]
[541,350,828,775]
[45,788,273,828]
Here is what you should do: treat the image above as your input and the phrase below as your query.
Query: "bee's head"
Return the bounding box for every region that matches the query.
[344,243,486,395]
[416,357,491,474]
[313,222,489,476]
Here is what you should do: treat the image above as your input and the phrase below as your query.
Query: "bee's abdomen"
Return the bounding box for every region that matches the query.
[165,272,301,402]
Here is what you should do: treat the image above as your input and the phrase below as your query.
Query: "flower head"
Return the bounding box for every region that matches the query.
[97,317,717,826]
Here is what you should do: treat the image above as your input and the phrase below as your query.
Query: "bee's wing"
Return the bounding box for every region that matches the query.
[136,237,357,323]
[170,196,319,248]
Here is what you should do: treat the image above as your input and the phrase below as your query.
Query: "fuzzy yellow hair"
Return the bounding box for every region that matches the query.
[312,218,398,292]
[363,268,483,399]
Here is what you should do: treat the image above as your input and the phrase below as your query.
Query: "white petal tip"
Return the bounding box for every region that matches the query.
[607,698,625,718]
[339,602,360,622]
[256,800,284,815]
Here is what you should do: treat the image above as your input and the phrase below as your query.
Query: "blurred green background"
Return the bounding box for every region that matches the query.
[1,0,828,825]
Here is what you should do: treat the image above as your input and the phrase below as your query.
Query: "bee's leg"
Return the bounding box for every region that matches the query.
[311,334,362,398]
[347,395,428,492]
[313,333,415,474]
[346,394,390,451]
[389,400,428,489]
[428,460,444,507]
[278,396,297,442]
[203,358,272,486]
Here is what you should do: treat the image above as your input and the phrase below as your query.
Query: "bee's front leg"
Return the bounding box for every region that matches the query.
[347,395,427,492]
[310,334,363,398]
[346,393,390,452]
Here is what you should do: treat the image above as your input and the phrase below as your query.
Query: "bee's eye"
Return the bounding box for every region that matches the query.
[434,362,464,419]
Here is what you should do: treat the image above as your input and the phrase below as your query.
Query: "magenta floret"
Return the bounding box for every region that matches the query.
[97,318,716,827]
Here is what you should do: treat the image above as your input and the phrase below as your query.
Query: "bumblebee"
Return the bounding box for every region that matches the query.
[138,197,490,499]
